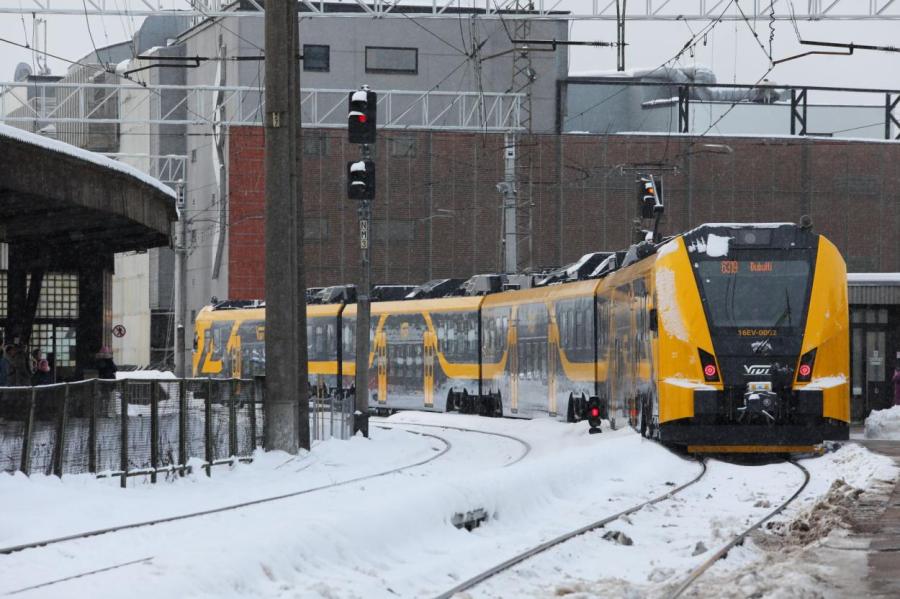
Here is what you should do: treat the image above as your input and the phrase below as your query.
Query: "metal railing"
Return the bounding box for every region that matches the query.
[0,378,263,486]
[309,385,353,442]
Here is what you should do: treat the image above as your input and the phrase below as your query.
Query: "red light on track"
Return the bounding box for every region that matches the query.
[703,364,717,378]
[358,114,367,123]
[590,407,600,418]
[798,364,811,377]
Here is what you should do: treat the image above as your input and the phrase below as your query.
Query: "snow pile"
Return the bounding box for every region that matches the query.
[762,479,863,546]
[115,370,177,380]
[865,405,900,439]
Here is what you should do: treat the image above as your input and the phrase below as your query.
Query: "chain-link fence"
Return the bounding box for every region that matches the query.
[0,378,264,486]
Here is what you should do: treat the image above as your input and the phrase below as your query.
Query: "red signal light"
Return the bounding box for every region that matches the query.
[357,114,367,123]
[590,406,600,418]
[798,364,811,377]
[703,364,717,378]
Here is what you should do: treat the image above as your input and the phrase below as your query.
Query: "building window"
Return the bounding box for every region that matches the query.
[303,45,330,72]
[35,273,79,319]
[390,135,417,158]
[365,46,417,74]
[303,132,328,157]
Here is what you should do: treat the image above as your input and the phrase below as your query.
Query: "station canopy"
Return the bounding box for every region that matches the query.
[0,123,176,251]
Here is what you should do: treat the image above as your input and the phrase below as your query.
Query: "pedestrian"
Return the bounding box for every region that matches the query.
[96,346,117,380]
[32,359,52,386]
[9,344,31,386]
[0,346,9,386]
[893,364,900,407]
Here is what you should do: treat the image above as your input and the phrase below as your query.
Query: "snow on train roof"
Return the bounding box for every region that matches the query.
[0,122,176,199]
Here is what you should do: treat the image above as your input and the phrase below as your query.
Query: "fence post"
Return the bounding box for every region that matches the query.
[20,387,36,475]
[120,381,129,489]
[178,379,187,474]
[88,380,97,474]
[53,383,70,477]
[205,378,213,476]
[150,381,159,484]
[229,379,238,458]
[249,377,258,451]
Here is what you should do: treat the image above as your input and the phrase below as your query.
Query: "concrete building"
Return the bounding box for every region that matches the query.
[173,3,570,370]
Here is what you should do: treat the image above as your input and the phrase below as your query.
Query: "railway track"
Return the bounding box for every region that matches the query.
[0,427,452,558]
[375,419,532,466]
[432,456,708,599]
[666,460,811,599]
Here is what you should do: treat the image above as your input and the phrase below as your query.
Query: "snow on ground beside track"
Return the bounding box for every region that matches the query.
[0,414,701,599]
[2,413,894,599]
[474,442,897,599]
[115,369,177,380]
[0,426,441,549]
[864,405,900,439]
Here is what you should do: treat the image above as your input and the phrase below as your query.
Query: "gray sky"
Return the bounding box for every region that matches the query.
[0,7,897,105]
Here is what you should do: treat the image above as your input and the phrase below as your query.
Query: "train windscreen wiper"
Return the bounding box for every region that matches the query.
[773,288,792,328]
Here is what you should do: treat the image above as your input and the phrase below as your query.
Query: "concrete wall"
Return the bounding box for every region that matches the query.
[112,252,151,366]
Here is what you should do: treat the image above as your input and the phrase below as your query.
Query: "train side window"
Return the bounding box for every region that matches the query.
[575,310,584,350]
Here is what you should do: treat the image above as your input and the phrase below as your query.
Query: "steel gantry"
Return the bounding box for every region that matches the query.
[0,0,897,20]
[0,81,524,130]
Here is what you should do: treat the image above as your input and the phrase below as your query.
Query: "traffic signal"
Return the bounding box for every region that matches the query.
[587,396,604,433]
[347,160,375,200]
[637,174,664,219]
[348,89,377,144]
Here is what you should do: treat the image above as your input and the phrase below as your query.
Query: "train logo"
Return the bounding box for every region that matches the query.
[743,364,771,376]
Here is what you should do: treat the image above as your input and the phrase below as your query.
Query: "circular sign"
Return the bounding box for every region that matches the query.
[112,325,127,338]
[703,364,717,377]
[798,364,811,377]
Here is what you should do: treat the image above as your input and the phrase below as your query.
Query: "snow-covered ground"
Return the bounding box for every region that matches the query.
[0,412,896,598]
[865,405,900,439]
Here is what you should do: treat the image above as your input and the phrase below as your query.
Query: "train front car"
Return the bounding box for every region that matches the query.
[654,224,850,452]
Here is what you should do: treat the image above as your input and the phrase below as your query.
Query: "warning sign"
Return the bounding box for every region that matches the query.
[112,324,127,338]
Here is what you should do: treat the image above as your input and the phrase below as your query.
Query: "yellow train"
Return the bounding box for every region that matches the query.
[194,223,850,451]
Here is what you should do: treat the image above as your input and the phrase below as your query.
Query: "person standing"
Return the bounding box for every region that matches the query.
[0,346,9,386]
[32,359,52,386]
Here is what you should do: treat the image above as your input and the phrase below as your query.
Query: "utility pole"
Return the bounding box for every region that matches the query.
[354,190,372,437]
[173,179,186,377]
[498,132,518,273]
[616,0,627,71]
[264,0,308,452]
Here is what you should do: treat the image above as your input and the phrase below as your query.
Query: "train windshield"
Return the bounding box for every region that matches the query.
[696,259,810,329]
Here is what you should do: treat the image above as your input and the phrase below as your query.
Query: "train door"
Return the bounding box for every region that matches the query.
[850,307,893,419]
[547,307,559,416]
[423,328,436,408]
[375,329,387,405]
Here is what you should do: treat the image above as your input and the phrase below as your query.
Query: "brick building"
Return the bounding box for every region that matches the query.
[225,127,900,297]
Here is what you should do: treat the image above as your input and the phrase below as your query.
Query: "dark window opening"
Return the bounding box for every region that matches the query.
[303,44,330,72]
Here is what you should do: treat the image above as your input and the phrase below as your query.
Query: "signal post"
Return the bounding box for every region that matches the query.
[347,88,377,437]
